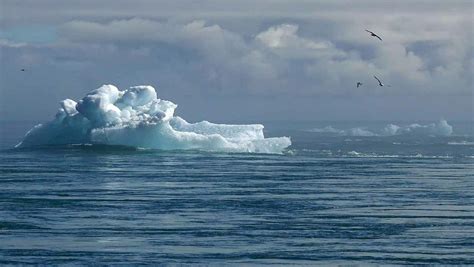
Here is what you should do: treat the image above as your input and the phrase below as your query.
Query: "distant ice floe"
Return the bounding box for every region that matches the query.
[17,84,291,153]
[309,119,453,137]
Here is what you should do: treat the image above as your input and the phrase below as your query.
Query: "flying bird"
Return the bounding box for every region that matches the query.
[356,82,363,88]
[365,30,382,41]
[373,75,391,87]
[374,75,384,86]
[21,69,25,71]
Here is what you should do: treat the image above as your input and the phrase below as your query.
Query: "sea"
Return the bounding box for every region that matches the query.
[1,120,473,265]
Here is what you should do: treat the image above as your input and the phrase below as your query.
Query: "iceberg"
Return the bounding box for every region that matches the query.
[381,119,453,136]
[16,85,291,153]
[309,119,453,137]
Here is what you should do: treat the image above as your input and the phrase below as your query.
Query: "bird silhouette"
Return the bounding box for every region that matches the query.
[374,75,384,86]
[365,30,382,41]
[373,75,392,87]
[356,82,363,88]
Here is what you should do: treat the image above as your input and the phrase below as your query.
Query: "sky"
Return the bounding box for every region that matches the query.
[0,0,472,122]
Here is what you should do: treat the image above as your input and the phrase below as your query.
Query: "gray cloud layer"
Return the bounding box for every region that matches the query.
[1,1,472,121]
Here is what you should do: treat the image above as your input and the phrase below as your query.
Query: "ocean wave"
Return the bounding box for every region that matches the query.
[344,151,453,159]
[16,84,291,153]
[447,141,474,146]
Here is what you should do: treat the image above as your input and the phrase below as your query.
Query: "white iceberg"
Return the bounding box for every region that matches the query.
[17,84,291,153]
[381,120,453,136]
[309,119,453,137]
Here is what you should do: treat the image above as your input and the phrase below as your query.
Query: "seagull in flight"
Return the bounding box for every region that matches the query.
[374,75,384,86]
[374,75,391,87]
[366,30,382,41]
[356,82,363,88]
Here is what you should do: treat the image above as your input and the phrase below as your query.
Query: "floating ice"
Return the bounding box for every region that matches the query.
[309,119,453,137]
[346,127,376,137]
[381,119,453,136]
[16,85,291,153]
[309,126,344,134]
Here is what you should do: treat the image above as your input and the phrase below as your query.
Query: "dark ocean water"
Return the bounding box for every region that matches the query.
[1,121,473,265]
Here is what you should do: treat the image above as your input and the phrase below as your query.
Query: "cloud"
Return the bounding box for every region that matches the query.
[256,24,328,49]
[57,19,281,93]
[4,17,473,96]
[255,24,339,60]
[0,1,472,121]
